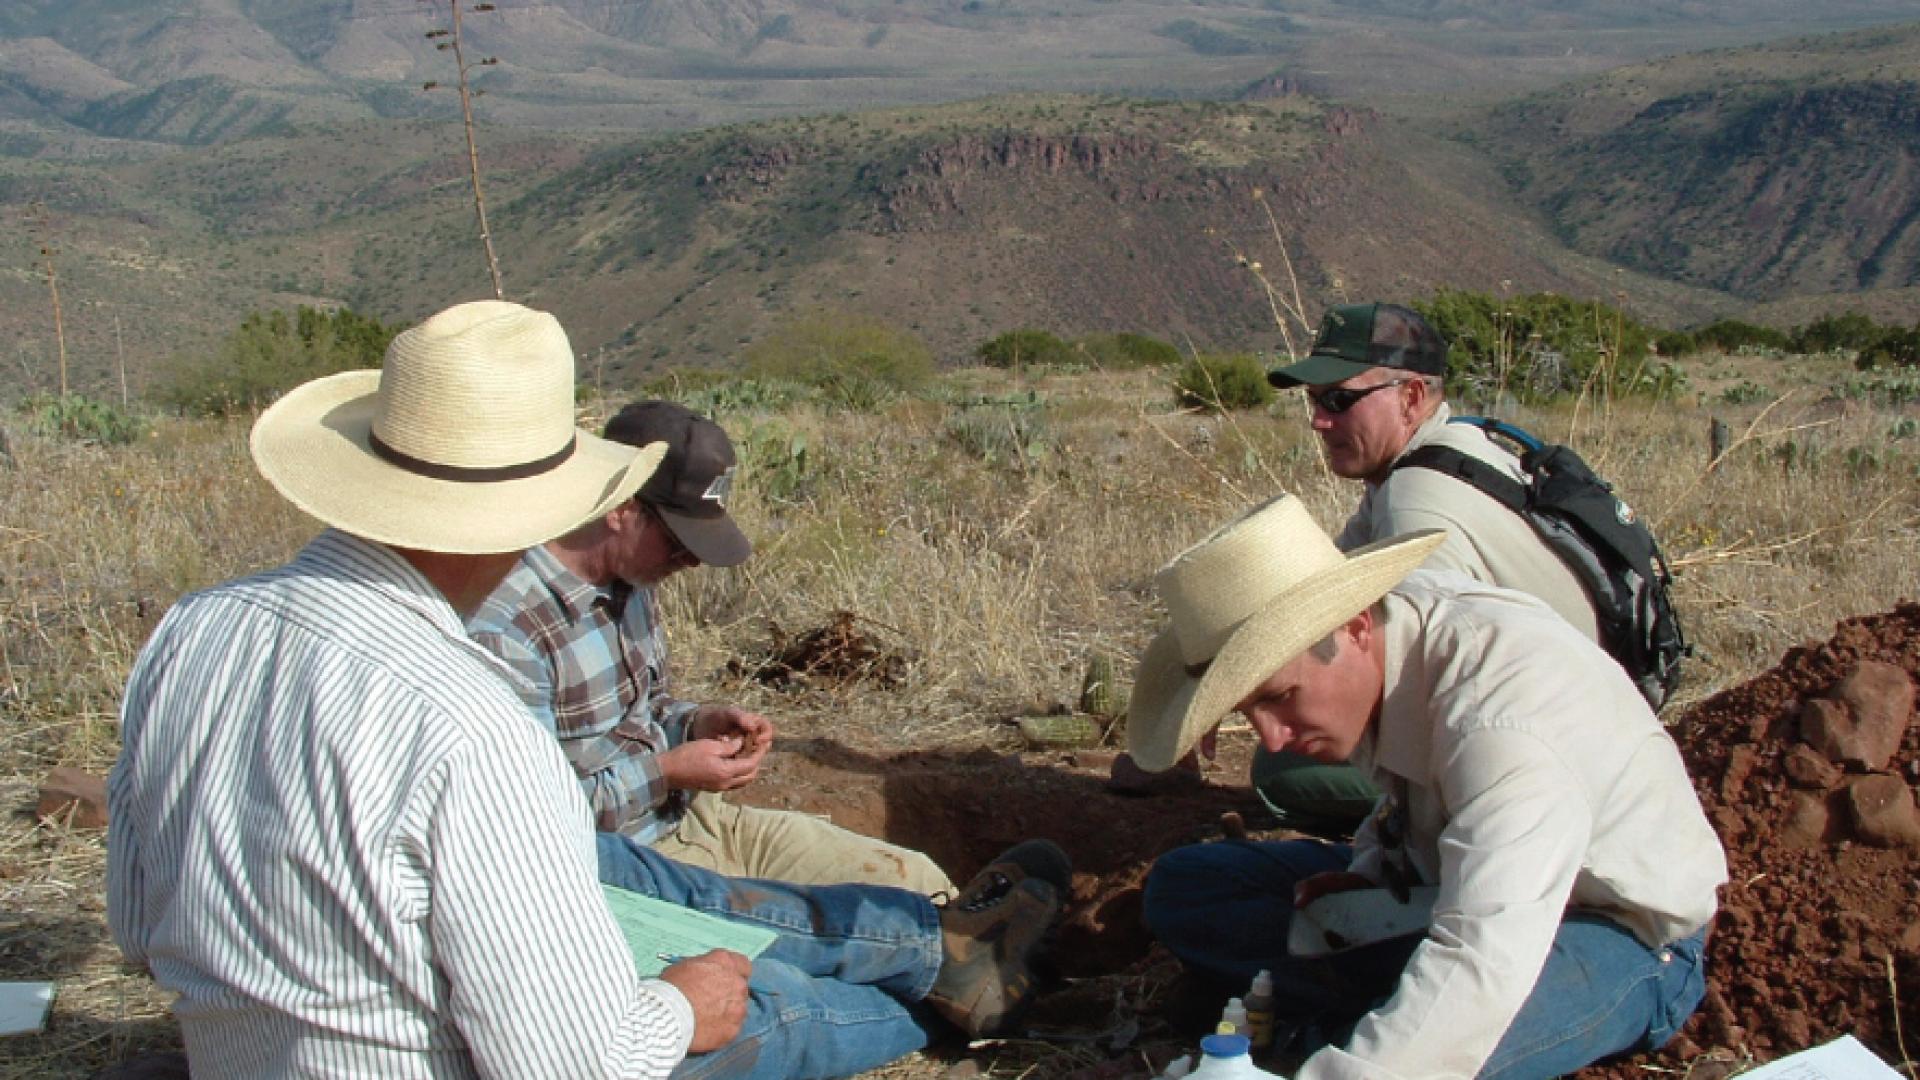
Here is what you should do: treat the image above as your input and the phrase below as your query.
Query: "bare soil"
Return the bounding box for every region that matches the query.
[741,604,1920,1076]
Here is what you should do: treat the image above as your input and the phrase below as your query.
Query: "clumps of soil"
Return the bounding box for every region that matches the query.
[727,610,912,688]
[1591,601,1920,1075]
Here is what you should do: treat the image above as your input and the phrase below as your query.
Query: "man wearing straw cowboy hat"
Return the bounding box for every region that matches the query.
[107,301,1066,1079]
[1132,495,1724,1079]
[469,399,952,895]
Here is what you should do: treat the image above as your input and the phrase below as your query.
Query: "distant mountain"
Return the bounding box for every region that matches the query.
[1472,23,1920,300]
[4,0,1918,148]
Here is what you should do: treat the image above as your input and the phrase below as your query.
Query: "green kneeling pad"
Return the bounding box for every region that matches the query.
[1251,748,1380,837]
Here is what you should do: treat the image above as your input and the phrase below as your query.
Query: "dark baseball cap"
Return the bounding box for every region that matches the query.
[1267,303,1449,388]
[603,401,752,568]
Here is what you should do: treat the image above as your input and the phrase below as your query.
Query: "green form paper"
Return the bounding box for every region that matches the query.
[600,885,778,978]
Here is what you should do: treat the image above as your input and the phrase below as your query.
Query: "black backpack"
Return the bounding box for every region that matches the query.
[1393,416,1689,712]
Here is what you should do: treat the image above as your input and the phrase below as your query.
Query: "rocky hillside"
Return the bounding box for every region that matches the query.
[1473,22,1920,299]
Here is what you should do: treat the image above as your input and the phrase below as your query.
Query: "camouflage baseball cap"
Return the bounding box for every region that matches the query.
[603,400,752,568]
[1267,303,1449,388]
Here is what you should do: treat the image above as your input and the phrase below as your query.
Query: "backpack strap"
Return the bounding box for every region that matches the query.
[1393,444,1529,515]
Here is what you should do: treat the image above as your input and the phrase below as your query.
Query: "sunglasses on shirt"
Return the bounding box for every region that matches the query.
[1307,377,1417,415]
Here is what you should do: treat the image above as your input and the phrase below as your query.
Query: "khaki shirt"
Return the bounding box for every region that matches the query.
[1336,403,1601,643]
[1297,571,1725,1080]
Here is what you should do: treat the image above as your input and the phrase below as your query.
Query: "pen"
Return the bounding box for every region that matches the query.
[656,952,685,965]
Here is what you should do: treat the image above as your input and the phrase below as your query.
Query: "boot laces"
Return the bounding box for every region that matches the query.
[955,870,1015,913]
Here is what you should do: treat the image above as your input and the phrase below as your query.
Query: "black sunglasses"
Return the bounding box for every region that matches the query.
[1307,377,1415,415]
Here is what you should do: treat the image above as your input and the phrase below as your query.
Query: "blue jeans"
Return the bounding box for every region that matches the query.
[1143,839,1710,1080]
[596,833,941,1079]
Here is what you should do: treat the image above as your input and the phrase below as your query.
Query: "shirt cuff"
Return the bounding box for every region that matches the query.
[638,977,697,1063]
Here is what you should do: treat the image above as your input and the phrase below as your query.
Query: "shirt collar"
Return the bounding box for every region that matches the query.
[1394,400,1454,463]
[296,530,516,673]
[521,542,617,622]
[1355,587,1435,783]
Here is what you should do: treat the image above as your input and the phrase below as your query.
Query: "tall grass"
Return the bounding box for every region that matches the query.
[1,356,1915,1075]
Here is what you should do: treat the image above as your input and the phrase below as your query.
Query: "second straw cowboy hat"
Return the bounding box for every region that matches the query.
[249,301,665,555]
[1126,495,1444,773]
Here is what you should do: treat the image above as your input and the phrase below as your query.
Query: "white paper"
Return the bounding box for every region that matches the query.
[0,982,54,1037]
[1733,1035,1906,1080]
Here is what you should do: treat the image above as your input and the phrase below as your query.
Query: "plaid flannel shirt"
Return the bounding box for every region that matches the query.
[468,545,698,841]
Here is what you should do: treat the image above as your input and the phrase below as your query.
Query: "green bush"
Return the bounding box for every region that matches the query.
[1174,353,1272,411]
[17,393,146,445]
[1691,319,1788,355]
[157,306,400,417]
[1075,332,1182,369]
[1857,324,1920,370]
[741,312,933,402]
[1412,289,1659,402]
[1654,330,1698,358]
[977,329,1073,370]
[1790,312,1884,354]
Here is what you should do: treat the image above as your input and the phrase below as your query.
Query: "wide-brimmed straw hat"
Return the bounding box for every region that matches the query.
[250,300,665,554]
[1126,495,1444,772]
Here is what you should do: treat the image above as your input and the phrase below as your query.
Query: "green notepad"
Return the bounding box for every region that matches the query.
[600,885,778,978]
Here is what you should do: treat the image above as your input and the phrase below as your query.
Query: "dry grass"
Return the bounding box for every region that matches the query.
[1,355,1915,1076]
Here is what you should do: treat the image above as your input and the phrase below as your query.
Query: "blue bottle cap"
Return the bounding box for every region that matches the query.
[1200,1033,1251,1058]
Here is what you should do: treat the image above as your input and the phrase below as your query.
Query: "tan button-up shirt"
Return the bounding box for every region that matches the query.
[1336,403,1601,643]
[1297,570,1725,1080]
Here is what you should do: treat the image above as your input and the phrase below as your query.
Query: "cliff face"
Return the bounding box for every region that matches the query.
[1479,24,1920,300]
[491,97,1660,372]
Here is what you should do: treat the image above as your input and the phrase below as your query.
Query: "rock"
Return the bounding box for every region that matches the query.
[1801,662,1913,771]
[1782,743,1841,789]
[1841,775,1920,848]
[1780,792,1831,847]
[1720,745,1758,802]
[37,766,108,829]
[1832,660,1915,768]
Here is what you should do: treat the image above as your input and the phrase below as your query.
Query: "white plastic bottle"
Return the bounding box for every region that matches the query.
[1187,1030,1284,1078]
[1156,1053,1194,1079]
[1219,996,1248,1035]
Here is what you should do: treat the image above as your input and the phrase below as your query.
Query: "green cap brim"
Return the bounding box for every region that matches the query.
[1266,354,1376,389]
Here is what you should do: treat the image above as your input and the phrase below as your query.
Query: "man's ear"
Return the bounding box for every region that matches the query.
[605,499,646,535]
[1343,608,1375,653]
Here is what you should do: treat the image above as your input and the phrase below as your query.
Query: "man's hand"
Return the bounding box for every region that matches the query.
[1294,871,1376,909]
[658,738,762,793]
[688,705,774,756]
[658,950,751,1053]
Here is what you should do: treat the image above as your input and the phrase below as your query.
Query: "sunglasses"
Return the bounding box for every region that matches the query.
[1306,377,1415,415]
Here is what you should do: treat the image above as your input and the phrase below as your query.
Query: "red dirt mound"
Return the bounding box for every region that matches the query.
[1597,601,1920,1074]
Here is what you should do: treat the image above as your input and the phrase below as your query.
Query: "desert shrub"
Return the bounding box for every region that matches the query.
[942,403,1056,468]
[1691,318,1789,355]
[156,306,400,417]
[1075,332,1181,369]
[1174,353,1272,411]
[977,329,1073,370]
[1857,324,1920,370]
[1654,330,1698,357]
[643,370,813,416]
[741,312,933,401]
[1719,380,1775,405]
[1789,311,1884,355]
[15,393,146,445]
[1413,289,1660,402]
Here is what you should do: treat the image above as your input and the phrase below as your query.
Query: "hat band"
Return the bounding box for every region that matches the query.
[369,431,577,483]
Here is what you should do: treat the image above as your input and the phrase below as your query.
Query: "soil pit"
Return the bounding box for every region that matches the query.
[742,603,1920,1076]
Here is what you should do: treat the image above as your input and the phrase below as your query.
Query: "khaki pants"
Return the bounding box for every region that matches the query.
[653,793,954,896]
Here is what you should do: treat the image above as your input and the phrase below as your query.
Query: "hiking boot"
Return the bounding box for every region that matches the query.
[925,839,1072,1038]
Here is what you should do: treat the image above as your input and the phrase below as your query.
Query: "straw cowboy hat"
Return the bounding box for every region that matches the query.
[1127,495,1444,772]
[250,300,665,555]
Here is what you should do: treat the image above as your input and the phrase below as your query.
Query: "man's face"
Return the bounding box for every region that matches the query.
[610,502,701,586]
[1308,368,1424,483]
[1232,615,1382,764]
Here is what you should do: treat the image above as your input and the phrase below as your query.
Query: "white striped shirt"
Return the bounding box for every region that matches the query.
[108,530,694,1078]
